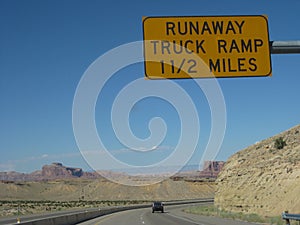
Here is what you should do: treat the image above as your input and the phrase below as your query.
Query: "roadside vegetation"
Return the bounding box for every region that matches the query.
[183,205,291,225]
[0,200,148,218]
[274,137,287,150]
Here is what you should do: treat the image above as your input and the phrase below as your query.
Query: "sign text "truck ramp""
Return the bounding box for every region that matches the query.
[143,15,272,79]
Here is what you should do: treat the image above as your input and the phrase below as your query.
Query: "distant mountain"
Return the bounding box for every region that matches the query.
[0,162,101,181]
[0,161,225,182]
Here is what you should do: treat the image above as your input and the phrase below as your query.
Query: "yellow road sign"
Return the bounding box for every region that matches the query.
[143,15,272,79]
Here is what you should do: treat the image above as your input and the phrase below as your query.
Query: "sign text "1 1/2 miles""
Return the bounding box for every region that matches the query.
[143,15,272,79]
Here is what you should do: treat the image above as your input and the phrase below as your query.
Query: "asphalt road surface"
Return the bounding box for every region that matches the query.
[77,204,260,225]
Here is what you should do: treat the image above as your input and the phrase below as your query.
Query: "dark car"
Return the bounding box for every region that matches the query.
[152,201,164,213]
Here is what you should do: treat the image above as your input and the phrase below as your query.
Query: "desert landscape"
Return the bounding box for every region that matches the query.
[0,161,220,217]
[1,124,300,219]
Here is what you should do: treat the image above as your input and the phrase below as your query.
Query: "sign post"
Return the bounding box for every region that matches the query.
[143,15,272,79]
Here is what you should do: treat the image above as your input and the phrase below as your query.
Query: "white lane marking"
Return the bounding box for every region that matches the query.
[140,211,147,225]
[167,213,206,225]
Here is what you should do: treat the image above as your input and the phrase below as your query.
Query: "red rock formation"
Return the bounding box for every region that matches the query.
[0,163,101,181]
[199,161,225,178]
[41,162,83,178]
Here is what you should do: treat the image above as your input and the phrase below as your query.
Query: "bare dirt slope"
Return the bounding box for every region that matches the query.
[215,124,300,216]
[0,178,215,201]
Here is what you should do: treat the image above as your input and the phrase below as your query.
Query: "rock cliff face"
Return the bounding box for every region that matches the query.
[170,161,225,181]
[200,161,225,178]
[42,163,83,178]
[0,163,100,181]
[215,124,300,216]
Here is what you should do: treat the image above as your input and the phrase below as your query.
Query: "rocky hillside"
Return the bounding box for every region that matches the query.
[215,124,300,216]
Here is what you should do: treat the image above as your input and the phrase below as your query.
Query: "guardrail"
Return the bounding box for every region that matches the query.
[282,211,300,225]
[10,205,148,225]
[8,198,213,225]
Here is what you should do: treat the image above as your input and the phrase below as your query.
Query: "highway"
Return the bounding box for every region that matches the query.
[0,208,100,225]
[77,203,260,225]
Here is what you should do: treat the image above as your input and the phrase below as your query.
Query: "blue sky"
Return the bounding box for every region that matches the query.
[1,0,300,173]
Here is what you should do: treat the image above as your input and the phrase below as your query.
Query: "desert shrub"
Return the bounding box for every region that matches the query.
[274,137,286,149]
